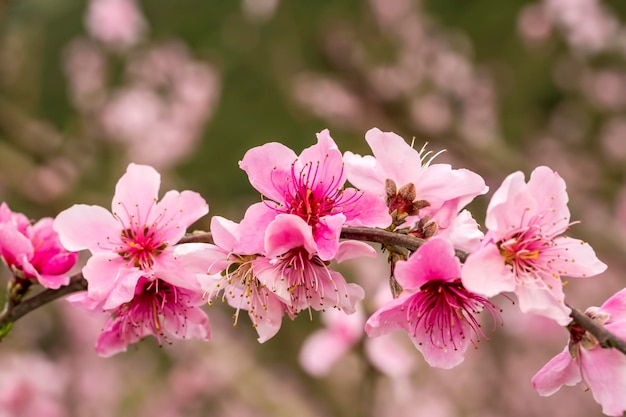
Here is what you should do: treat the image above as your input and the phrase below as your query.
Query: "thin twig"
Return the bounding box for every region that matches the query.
[1,227,625,356]
[568,306,626,356]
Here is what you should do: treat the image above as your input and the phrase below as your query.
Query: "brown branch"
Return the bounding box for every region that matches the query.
[2,227,626,356]
[569,306,626,356]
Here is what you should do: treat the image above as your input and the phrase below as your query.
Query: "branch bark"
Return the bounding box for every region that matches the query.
[568,306,626,356]
[1,226,625,356]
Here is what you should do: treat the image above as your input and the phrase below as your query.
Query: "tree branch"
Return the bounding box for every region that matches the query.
[2,227,625,356]
[568,306,626,356]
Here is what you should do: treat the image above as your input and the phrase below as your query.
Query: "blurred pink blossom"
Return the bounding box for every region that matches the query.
[85,0,147,49]
[0,354,68,417]
[601,117,626,161]
[517,3,552,44]
[544,0,619,53]
[100,42,220,168]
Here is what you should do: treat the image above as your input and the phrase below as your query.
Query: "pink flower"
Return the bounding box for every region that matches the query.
[252,214,368,317]
[175,211,288,343]
[365,238,501,369]
[0,203,77,289]
[0,354,68,417]
[85,0,147,49]
[54,163,208,309]
[299,307,365,376]
[90,277,211,357]
[462,166,607,325]
[239,129,391,260]
[343,128,488,231]
[532,288,626,416]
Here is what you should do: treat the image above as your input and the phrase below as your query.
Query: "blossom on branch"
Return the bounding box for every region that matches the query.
[532,288,626,416]
[53,163,211,354]
[54,163,208,309]
[84,277,211,357]
[175,211,289,343]
[462,166,607,325]
[343,128,488,235]
[239,129,391,260]
[0,203,77,289]
[365,238,502,369]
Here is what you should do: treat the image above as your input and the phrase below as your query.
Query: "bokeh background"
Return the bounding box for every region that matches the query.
[1,0,626,416]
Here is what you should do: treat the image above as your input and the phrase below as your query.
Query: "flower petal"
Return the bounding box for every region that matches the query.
[395,238,460,290]
[461,243,516,297]
[264,214,317,258]
[364,128,424,187]
[153,190,209,243]
[340,188,391,228]
[532,348,581,396]
[550,237,607,278]
[53,204,122,253]
[111,163,161,218]
[239,142,298,203]
[515,279,571,326]
[581,347,626,416]
[335,240,376,263]
[343,152,385,195]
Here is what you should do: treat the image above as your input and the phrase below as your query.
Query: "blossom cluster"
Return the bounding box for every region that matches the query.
[1,128,623,416]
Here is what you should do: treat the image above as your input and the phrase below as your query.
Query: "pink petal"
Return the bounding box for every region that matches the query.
[461,243,516,297]
[174,242,229,275]
[164,305,211,341]
[315,213,346,261]
[111,163,161,216]
[237,202,278,254]
[153,190,209,243]
[410,318,471,369]
[532,348,581,396]
[365,295,411,338]
[364,128,424,188]
[343,152,385,195]
[39,251,78,276]
[299,328,353,376]
[515,279,572,326]
[298,129,346,187]
[0,223,34,266]
[550,237,607,278]
[81,253,123,301]
[395,238,460,290]
[37,273,71,290]
[365,334,416,378]
[264,214,317,257]
[526,166,570,234]
[340,188,391,228]
[239,142,298,203]
[335,240,376,263]
[436,209,484,253]
[95,320,137,357]
[600,288,626,321]
[251,291,286,343]
[581,347,626,416]
[485,171,529,233]
[252,258,292,303]
[415,164,487,216]
[210,216,239,251]
[53,204,122,253]
[102,268,144,310]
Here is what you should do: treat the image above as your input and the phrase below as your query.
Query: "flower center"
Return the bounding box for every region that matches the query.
[279,158,361,230]
[117,227,167,269]
[116,278,189,345]
[407,279,502,350]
